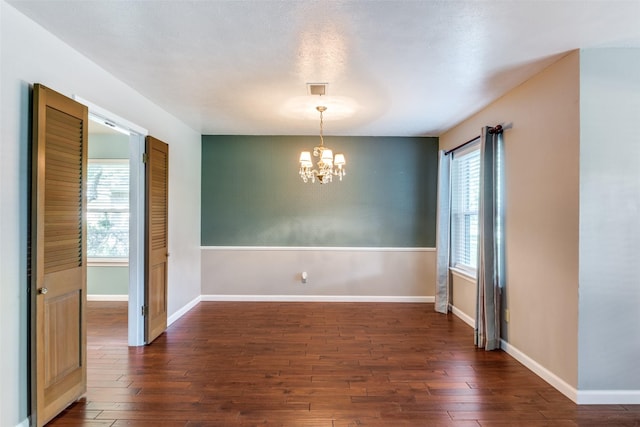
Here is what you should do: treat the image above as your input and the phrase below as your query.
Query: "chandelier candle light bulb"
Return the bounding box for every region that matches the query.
[299,106,346,184]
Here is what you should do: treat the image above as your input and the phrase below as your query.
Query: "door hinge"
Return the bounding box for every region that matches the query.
[142,153,149,163]
[141,305,149,316]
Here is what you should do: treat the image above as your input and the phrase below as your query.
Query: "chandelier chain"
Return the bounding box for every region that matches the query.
[319,108,324,146]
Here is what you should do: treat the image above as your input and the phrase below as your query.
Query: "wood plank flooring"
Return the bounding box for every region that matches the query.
[48,301,640,426]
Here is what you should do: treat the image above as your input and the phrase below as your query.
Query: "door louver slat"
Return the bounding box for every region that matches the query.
[151,148,168,250]
[44,106,83,275]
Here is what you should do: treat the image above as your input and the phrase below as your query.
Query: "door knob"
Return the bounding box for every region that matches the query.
[39,287,48,295]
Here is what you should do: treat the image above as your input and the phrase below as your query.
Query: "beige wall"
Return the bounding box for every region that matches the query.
[202,248,436,300]
[440,51,581,388]
[450,271,476,324]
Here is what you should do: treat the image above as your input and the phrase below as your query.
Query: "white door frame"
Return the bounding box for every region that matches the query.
[127,131,146,346]
[74,96,147,346]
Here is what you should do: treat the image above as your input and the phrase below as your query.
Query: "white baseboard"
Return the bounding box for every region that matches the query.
[576,390,640,405]
[16,418,29,427]
[201,246,436,252]
[87,294,128,301]
[200,295,434,303]
[450,304,475,328]
[501,340,640,404]
[167,295,202,326]
[500,339,578,403]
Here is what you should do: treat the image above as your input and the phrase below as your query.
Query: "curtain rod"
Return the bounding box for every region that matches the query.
[443,125,503,156]
[444,135,480,155]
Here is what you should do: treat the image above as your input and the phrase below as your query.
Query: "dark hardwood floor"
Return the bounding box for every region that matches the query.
[48,301,640,426]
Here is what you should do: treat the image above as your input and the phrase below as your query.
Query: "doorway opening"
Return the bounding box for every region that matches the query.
[80,97,148,346]
[87,120,129,302]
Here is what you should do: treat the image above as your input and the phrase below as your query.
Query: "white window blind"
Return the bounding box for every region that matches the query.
[87,160,129,258]
[450,143,480,273]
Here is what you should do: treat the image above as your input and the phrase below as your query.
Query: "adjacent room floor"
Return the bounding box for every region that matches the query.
[48,301,640,426]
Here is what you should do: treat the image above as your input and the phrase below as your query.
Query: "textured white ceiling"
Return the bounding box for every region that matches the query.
[8,0,640,136]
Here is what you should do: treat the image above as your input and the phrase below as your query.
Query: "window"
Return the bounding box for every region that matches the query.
[87,160,129,260]
[450,142,480,273]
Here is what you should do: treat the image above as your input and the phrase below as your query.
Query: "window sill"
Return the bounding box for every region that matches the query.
[88,258,128,267]
[449,267,476,282]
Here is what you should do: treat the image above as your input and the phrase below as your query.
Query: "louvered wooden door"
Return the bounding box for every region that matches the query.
[144,136,169,343]
[31,84,88,427]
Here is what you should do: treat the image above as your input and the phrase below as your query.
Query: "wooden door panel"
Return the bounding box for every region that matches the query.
[144,136,168,343]
[44,290,81,385]
[147,263,167,340]
[31,84,87,427]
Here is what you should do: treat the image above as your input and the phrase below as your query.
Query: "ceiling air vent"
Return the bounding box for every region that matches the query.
[307,83,327,96]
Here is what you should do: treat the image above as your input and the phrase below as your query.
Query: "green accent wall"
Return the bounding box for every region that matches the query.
[88,133,129,159]
[201,135,438,247]
[87,266,128,295]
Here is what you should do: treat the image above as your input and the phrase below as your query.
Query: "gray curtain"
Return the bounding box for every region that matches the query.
[475,126,505,350]
[435,150,451,313]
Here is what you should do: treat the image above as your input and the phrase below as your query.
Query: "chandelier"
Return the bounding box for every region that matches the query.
[299,106,346,184]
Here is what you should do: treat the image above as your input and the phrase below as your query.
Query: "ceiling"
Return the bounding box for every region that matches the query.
[9,0,640,137]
